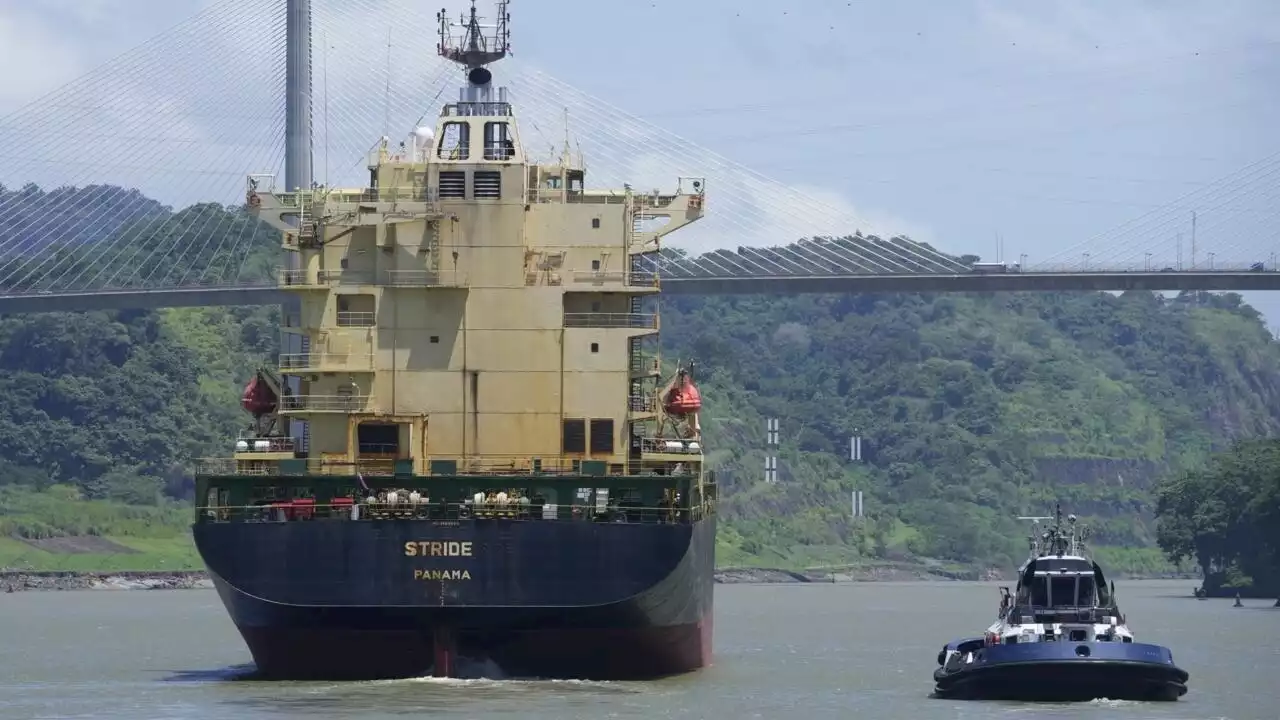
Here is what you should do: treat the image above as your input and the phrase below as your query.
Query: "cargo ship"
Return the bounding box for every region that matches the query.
[191,1,715,680]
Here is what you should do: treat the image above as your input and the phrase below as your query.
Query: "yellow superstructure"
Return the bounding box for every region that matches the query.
[240,36,705,480]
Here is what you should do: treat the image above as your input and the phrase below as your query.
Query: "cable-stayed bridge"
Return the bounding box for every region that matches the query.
[1,0,1278,315]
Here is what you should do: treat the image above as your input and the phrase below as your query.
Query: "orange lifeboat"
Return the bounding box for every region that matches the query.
[663,370,702,415]
[241,371,278,417]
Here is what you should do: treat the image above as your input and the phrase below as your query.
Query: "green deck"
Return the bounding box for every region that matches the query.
[194,466,717,526]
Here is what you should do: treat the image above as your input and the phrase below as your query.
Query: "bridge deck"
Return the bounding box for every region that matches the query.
[2,271,1278,314]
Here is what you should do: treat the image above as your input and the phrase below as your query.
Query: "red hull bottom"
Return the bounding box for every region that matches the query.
[239,617,712,681]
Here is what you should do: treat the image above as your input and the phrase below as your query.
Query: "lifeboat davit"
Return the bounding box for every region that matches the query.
[663,373,702,415]
[241,372,278,417]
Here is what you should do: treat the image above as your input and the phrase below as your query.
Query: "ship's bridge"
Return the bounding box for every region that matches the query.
[431,66,526,169]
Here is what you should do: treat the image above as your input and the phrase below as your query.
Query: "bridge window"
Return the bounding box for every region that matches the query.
[562,418,586,453]
[483,121,514,160]
[437,122,470,160]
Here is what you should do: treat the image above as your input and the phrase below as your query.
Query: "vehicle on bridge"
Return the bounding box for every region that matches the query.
[970,262,1021,274]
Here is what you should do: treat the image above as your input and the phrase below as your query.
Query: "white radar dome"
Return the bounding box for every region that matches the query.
[413,126,435,140]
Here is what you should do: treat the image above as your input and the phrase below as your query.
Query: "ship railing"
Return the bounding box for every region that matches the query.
[196,458,278,475]
[277,269,313,286]
[380,270,468,287]
[630,193,682,210]
[320,186,439,204]
[233,435,299,453]
[335,311,373,327]
[196,501,707,525]
[629,395,658,413]
[247,175,439,205]
[570,270,660,287]
[630,356,660,375]
[441,101,513,117]
[280,394,372,412]
[278,352,375,371]
[571,270,625,284]
[281,456,620,476]
[276,269,378,287]
[193,454,704,478]
[566,193,629,205]
[640,437,704,455]
[320,270,377,285]
[563,312,658,329]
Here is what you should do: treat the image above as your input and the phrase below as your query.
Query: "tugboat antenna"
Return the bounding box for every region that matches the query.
[1016,514,1053,556]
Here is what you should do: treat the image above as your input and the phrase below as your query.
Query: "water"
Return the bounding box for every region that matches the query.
[1,580,1275,719]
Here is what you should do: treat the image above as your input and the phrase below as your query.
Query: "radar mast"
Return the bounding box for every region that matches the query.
[438,0,511,72]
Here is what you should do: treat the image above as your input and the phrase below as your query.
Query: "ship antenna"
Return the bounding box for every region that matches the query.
[561,106,572,166]
[383,27,393,139]
[437,0,512,72]
[323,30,330,188]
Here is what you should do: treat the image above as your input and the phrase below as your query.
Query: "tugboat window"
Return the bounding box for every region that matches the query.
[1076,576,1096,606]
[1050,576,1076,607]
[1030,576,1049,606]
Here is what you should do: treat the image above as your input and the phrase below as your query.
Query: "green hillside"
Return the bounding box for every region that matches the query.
[657,289,1280,573]
[2,185,1278,576]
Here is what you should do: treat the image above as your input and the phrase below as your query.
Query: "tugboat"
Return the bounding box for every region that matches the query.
[932,505,1189,702]
[191,1,716,680]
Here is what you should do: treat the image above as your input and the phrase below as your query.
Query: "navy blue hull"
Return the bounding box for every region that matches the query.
[193,517,715,680]
[933,639,1189,702]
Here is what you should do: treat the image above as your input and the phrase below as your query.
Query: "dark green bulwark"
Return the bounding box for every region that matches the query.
[194,469,717,526]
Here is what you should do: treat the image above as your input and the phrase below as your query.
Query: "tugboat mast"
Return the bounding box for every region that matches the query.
[1019,503,1089,558]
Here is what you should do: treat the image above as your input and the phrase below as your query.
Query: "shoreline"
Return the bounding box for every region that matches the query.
[1,566,1200,593]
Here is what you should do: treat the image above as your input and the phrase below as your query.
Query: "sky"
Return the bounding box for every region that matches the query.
[1,0,1279,315]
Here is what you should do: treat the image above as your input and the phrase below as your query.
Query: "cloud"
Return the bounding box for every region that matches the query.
[975,0,1280,70]
[0,5,86,112]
